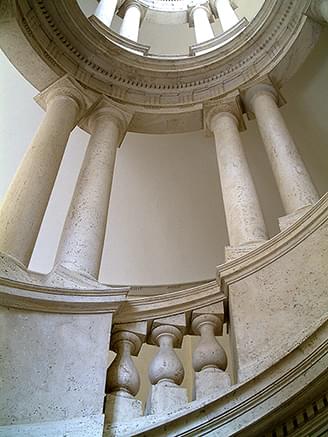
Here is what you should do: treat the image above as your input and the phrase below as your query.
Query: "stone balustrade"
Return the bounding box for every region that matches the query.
[105,300,230,424]
[92,0,244,49]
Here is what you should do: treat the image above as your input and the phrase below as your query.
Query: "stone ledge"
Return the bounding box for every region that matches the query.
[0,414,104,437]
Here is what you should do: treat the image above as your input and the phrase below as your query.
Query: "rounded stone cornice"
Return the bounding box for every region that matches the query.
[10,0,319,118]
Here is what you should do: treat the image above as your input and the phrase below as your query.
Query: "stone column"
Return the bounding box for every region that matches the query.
[119,0,143,42]
[244,84,319,228]
[55,102,131,278]
[214,0,239,32]
[190,5,215,44]
[206,101,268,258]
[308,0,328,23]
[95,0,118,27]
[0,78,85,266]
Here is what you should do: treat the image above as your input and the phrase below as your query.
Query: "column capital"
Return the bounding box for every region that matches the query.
[241,79,285,119]
[307,0,328,23]
[81,97,133,145]
[34,75,94,119]
[0,0,16,23]
[118,0,147,21]
[188,3,214,27]
[210,0,237,18]
[203,92,245,134]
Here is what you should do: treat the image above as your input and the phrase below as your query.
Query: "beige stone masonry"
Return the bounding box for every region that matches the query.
[243,83,319,218]
[105,321,147,423]
[205,95,268,258]
[55,99,132,278]
[0,76,89,266]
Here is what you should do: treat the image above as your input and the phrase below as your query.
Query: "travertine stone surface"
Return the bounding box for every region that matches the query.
[146,382,188,416]
[119,1,143,42]
[55,103,131,278]
[192,313,230,399]
[95,0,118,27]
[214,0,239,32]
[278,205,312,231]
[224,202,328,383]
[106,321,328,436]
[0,415,104,437]
[0,252,114,290]
[207,108,267,247]
[224,240,267,261]
[189,5,214,44]
[194,368,231,399]
[147,317,188,415]
[0,308,112,425]
[0,80,84,266]
[105,392,143,423]
[244,83,319,215]
[308,0,328,23]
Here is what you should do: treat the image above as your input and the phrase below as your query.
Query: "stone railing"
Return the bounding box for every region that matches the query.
[105,296,230,424]
[91,0,245,49]
[1,195,328,436]
[189,17,248,55]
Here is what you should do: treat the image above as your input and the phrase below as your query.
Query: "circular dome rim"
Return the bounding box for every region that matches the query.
[5,0,319,115]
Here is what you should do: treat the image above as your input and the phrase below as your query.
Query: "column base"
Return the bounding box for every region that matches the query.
[146,382,188,416]
[278,205,313,232]
[225,240,267,261]
[105,392,143,424]
[193,368,231,400]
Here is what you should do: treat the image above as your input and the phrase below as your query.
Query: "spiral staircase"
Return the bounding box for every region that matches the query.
[0,0,328,436]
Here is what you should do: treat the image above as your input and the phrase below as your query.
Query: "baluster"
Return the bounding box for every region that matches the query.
[146,314,188,415]
[192,304,231,400]
[105,322,147,423]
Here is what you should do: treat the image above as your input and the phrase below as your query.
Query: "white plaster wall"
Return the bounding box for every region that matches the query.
[0,29,327,286]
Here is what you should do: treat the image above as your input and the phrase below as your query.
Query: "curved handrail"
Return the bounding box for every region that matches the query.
[1,194,327,319]
[217,192,328,293]
[119,321,328,436]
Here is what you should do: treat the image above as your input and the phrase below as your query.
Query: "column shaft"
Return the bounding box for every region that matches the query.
[119,3,141,42]
[320,0,328,21]
[310,0,328,23]
[95,0,118,27]
[55,110,125,278]
[215,0,239,32]
[247,86,319,214]
[193,6,214,44]
[211,112,267,247]
[0,95,79,265]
